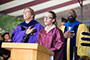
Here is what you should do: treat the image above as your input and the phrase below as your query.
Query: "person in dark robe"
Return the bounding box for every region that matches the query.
[60,9,90,60]
[37,11,64,60]
[11,7,44,43]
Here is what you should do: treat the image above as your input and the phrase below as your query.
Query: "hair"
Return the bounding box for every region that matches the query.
[48,11,58,27]
[2,32,10,40]
[61,17,68,23]
[24,7,35,19]
[68,9,77,18]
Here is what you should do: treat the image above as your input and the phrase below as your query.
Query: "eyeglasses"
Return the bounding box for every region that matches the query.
[68,12,75,15]
[44,16,53,19]
[24,11,30,14]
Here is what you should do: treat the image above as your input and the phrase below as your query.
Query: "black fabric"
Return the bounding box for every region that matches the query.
[0,40,11,60]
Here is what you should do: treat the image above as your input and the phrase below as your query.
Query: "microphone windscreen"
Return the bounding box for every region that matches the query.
[82,32,90,36]
[81,37,90,41]
[31,29,37,33]
[30,24,36,29]
[30,25,34,29]
[23,29,37,43]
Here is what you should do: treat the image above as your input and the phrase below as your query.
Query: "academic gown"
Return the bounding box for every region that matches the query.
[37,27,64,60]
[11,19,44,43]
[60,20,90,60]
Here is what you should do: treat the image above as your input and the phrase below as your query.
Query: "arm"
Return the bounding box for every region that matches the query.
[76,24,90,56]
[50,29,64,51]
[36,28,44,45]
[36,32,42,45]
[11,25,26,42]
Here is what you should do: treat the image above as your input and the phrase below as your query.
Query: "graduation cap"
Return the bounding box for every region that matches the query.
[61,17,68,23]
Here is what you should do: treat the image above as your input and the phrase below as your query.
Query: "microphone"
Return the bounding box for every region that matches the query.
[29,28,37,35]
[82,32,90,36]
[30,25,35,29]
[26,28,37,39]
[21,29,37,43]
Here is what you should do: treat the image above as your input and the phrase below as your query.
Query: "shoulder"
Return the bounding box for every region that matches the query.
[38,28,45,34]
[59,26,65,32]
[35,23,43,26]
[54,28,64,38]
[59,25,65,29]
[79,23,87,26]
[39,28,45,32]
[16,25,22,28]
[78,23,89,32]
[54,27,63,33]
[20,21,25,25]
[35,23,44,29]
[78,23,88,29]
[13,25,22,31]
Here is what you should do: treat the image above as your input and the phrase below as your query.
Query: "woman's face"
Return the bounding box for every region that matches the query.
[4,34,9,40]
[44,12,55,26]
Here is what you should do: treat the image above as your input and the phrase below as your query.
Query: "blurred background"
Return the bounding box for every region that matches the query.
[0,0,90,33]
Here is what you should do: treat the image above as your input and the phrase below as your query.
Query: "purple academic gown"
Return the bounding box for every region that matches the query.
[37,27,64,60]
[11,19,44,43]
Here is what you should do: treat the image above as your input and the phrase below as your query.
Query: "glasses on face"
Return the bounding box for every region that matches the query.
[44,16,53,19]
[24,11,30,14]
[68,12,75,15]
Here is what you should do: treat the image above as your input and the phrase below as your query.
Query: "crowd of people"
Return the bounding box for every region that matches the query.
[0,7,90,60]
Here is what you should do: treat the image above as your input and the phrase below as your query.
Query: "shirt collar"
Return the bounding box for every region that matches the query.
[45,24,56,32]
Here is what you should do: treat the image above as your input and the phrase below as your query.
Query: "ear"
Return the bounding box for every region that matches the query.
[52,19,55,23]
[31,15,34,18]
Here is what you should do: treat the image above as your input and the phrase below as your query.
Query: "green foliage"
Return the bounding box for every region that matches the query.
[0,15,24,33]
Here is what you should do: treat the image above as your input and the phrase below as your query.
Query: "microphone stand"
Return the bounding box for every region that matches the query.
[21,29,37,43]
[21,33,33,43]
[78,0,83,22]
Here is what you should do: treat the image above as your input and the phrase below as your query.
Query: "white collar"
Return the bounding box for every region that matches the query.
[45,24,56,33]
[25,21,29,24]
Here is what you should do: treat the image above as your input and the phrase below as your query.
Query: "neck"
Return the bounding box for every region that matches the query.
[69,20,75,23]
[46,24,53,29]
[25,18,33,23]
[69,21,73,23]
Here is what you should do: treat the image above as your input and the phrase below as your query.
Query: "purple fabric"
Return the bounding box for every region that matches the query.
[37,27,64,60]
[11,20,44,43]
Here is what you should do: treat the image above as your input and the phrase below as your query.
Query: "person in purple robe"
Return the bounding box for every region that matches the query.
[11,7,44,43]
[36,11,64,60]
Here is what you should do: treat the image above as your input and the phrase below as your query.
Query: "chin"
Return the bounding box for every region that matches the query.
[44,23,48,25]
[45,24,50,26]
